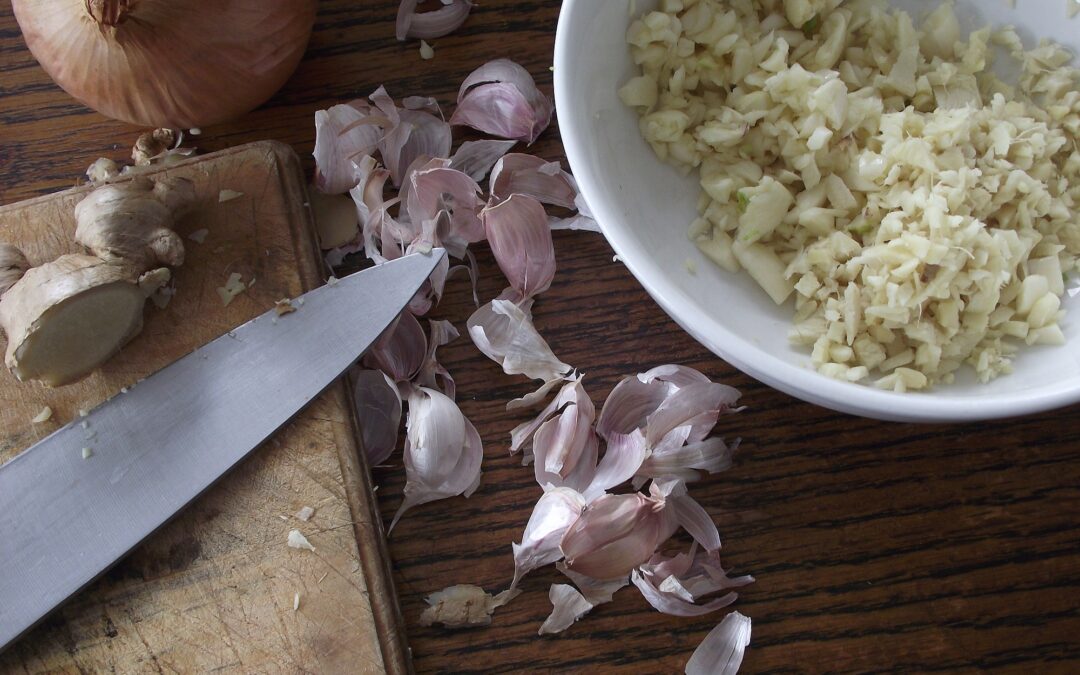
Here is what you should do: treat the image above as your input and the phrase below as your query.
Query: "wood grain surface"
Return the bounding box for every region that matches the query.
[2,1,1080,673]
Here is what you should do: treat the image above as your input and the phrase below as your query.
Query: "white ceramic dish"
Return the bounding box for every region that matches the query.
[555,0,1080,422]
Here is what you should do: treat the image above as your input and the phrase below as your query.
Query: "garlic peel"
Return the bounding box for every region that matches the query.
[538,584,594,635]
[313,101,382,194]
[482,194,556,300]
[449,139,518,181]
[352,369,404,467]
[390,387,483,532]
[417,583,514,628]
[511,487,587,588]
[684,612,752,675]
[450,59,553,144]
[489,154,578,209]
[467,298,571,392]
[396,0,473,41]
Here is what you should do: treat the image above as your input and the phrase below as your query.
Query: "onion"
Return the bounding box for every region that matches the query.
[12,0,317,129]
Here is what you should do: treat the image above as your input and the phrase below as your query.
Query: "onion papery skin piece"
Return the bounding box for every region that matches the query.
[12,0,317,129]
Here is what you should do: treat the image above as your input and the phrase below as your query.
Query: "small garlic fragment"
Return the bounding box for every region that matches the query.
[418,584,519,628]
[420,40,435,60]
[188,228,209,244]
[287,529,316,552]
[295,505,315,521]
[31,406,53,424]
[82,447,94,459]
[218,189,244,203]
[217,273,247,306]
[275,299,297,316]
[293,592,300,611]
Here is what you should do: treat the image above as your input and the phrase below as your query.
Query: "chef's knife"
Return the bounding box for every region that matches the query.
[0,248,445,649]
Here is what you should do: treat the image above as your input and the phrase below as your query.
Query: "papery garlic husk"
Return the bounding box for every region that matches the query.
[396,0,474,41]
[538,584,594,635]
[390,387,483,532]
[314,102,382,194]
[450,59,553,144]
[560,492,670,580]
[467,296,572,408]
[363,310,427,382]
[511,487,587,588]
[370,86,452,187]
[482,193,556,300]
[13,0,317,129]
[684,612,752,675]
[352,369,403,467]
[449,140,517,182]
[415,319,459,399]
[405,160,485,255]
[489,154,578,209]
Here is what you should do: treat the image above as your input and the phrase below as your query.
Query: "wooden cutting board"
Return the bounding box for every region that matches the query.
[0,141,409,674]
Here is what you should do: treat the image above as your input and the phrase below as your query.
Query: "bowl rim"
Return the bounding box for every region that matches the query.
[552,0,1080,423]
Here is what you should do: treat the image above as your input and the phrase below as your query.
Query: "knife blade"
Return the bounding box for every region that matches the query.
[0,248,445,648]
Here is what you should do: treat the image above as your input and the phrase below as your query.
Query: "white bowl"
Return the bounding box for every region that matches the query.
[555,0,1080,422]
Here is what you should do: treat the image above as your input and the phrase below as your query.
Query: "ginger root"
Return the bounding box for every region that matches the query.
[0,176,193,386]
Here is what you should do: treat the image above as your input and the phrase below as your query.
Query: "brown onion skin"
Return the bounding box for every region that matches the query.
[11,0,318,129]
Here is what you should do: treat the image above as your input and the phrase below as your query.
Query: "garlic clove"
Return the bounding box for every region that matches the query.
[451,59,553,144]
[351,369,404,467]
[482,194,556,299]
[489,154,578,209]
[684,612,752,675]
[511,487,587,588]
[313,101,381,195]
[449,140,518,182]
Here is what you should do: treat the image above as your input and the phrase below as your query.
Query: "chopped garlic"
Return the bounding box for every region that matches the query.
[82,447,93,459]
[287,529,315,552]
[189,127,202,136]
[275,299,297,316]
[31,406,53,424]
[217,273,247,306]
[218,189,243,203]
[293,592,300,611]
[419,40,435,60]
[188,229,209,244]
[626,0,1080,388]
[294,505,315,521]
[326,276,339,287]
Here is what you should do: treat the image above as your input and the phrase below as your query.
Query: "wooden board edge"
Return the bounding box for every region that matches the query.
[269,142,414,675]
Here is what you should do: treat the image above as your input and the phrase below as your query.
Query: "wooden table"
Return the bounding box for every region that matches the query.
[3,1,1079,672]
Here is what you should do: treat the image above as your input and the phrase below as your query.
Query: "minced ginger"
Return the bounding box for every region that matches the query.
[622,0,1079,389]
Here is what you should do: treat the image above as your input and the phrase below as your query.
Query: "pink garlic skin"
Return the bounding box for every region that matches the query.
[560,492,668,579]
